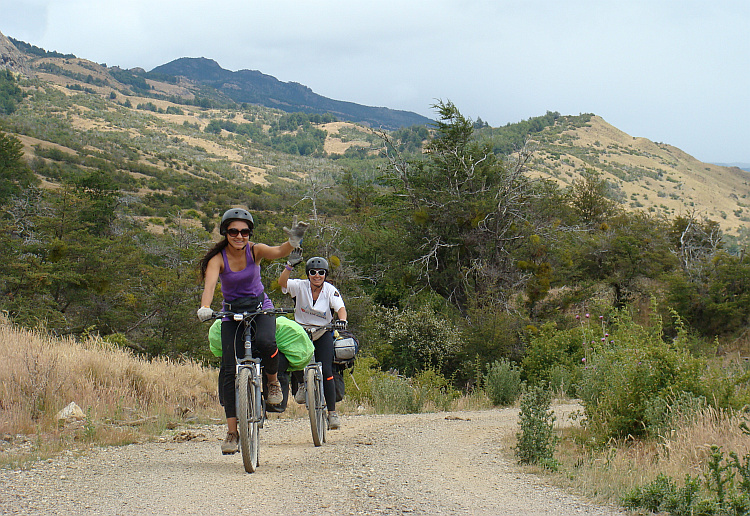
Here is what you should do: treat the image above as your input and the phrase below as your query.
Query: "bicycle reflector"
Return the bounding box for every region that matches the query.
[233,314,243,321]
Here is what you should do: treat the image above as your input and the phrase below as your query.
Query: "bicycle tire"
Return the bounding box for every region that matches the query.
[306,366,326,446]
[237,367,260,473]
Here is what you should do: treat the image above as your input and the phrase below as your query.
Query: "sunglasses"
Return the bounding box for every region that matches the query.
[308,269,327,276]
[226,228,251,237]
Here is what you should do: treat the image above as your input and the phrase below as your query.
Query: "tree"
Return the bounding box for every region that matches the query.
[569,168,618,226]
[0,131,36,202]
[378,100,550,312]
[0,70,23,115]
[669,213,723,279]
[573,212,679,305]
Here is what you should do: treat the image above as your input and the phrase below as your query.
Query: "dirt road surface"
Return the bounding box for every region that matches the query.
[0,404,626,515]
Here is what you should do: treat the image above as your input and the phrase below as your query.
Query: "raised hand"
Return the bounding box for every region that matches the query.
[287,247,303,267]
[283,216,309,248]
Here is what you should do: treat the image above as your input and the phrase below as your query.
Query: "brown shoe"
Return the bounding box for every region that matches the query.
[221,432,239,454]
[267,380,283,405]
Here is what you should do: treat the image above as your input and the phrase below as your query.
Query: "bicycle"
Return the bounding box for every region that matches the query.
[301,358,327,446]
[210,307,292,473]
[297,322,348,446]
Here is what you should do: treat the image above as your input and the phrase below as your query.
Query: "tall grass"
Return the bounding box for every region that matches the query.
[0,317,221,464]
[553,404,750,507]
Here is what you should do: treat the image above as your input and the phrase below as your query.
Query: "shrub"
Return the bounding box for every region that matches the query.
[370,373,421,414]
[548,364,577,398]
[621,473,678,513]
[366,305,461,377]
[413,368,460,411]
[644,390,708,441]
[484,359,522,406]
[578,308,705,440]
[515,385,558,470]
[521,322,584,387]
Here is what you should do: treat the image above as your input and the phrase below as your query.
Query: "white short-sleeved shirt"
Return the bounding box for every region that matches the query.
[283,279,345,328]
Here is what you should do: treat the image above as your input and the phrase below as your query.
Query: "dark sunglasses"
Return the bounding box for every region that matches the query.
[226,228,251,237]
[308,269,327,276]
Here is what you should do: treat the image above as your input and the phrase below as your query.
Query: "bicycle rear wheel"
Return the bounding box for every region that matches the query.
[237,367,260,473]
[306,366,326,446]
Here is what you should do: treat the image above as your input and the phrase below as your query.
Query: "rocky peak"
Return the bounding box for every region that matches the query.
[0,30,30,76]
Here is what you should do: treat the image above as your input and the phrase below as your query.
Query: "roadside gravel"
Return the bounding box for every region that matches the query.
[0,404,626,515]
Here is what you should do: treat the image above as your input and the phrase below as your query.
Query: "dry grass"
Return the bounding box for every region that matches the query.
[0,317,222,465]
[551,405,750,507]
[537,116,750,234]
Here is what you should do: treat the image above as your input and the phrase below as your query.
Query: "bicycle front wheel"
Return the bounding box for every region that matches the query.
[306,367,326,446]
[237,367,260,473]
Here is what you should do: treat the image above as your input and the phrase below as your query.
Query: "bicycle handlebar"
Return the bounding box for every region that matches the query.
[211,307,294,321]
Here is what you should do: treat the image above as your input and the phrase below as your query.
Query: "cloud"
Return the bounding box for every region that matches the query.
[1,0,748,161]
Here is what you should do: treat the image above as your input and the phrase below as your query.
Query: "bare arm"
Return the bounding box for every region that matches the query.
[278,262,292,290]
[253,241,294,263]
[200,254,222,307]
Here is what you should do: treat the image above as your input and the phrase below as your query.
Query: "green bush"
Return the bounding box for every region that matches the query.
[341,357,458,413]
[413,368,460,411]
[622,473,679,513]
[371,374,421,414]
[515,385,558,470]
[548,363,577,397]
[340,355,382,406]
[623,446,750,515]
[644,390,708,440]
[366,305,461,377]
[578,308,705,440]
[484,359,522,406]
[521,322,584,387]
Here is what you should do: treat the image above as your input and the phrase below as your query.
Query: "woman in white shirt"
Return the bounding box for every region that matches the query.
[279,252,347,429]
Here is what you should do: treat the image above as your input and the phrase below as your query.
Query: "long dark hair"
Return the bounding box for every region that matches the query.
[199,239,228,280]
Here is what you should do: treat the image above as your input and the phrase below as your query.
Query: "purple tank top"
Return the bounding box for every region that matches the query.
[219,245,273,309]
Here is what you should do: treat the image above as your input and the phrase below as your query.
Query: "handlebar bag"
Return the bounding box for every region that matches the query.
[334,331,359,363]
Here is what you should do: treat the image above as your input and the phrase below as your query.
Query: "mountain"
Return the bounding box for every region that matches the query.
[0,31,30,75]
[150,57,431,130]
[2,34,748,239]
[715,163,750,173]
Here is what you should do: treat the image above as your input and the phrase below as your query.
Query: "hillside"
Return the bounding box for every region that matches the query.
[530,115,750,235]
[1,33,748,238]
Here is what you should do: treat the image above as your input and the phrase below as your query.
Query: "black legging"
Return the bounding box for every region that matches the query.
[313,330,336,413]
[219,314,278,419]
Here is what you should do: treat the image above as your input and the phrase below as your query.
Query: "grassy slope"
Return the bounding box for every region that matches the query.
[9,54,750,236]
[531,115,750,234]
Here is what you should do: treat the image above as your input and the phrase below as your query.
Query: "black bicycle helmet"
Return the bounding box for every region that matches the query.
[219,208,254,236]
[305,256,329,275]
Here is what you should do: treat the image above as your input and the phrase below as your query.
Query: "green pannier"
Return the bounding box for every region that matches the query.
[208,317,314,371]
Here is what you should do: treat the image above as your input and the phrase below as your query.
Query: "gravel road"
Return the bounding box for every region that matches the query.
[0,404,626,515]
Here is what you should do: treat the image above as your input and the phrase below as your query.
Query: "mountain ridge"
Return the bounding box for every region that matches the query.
[150,57,431,130]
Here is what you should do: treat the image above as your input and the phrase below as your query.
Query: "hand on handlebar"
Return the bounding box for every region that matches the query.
[197,306,213,322]
[333,320,348,331]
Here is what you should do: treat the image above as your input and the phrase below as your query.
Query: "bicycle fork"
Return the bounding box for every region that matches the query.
[236,360,263,423]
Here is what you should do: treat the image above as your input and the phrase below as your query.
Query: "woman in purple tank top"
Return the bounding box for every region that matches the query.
[198,208,308,455]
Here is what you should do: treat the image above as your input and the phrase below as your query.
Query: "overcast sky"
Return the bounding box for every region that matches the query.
[2,0,748,163]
